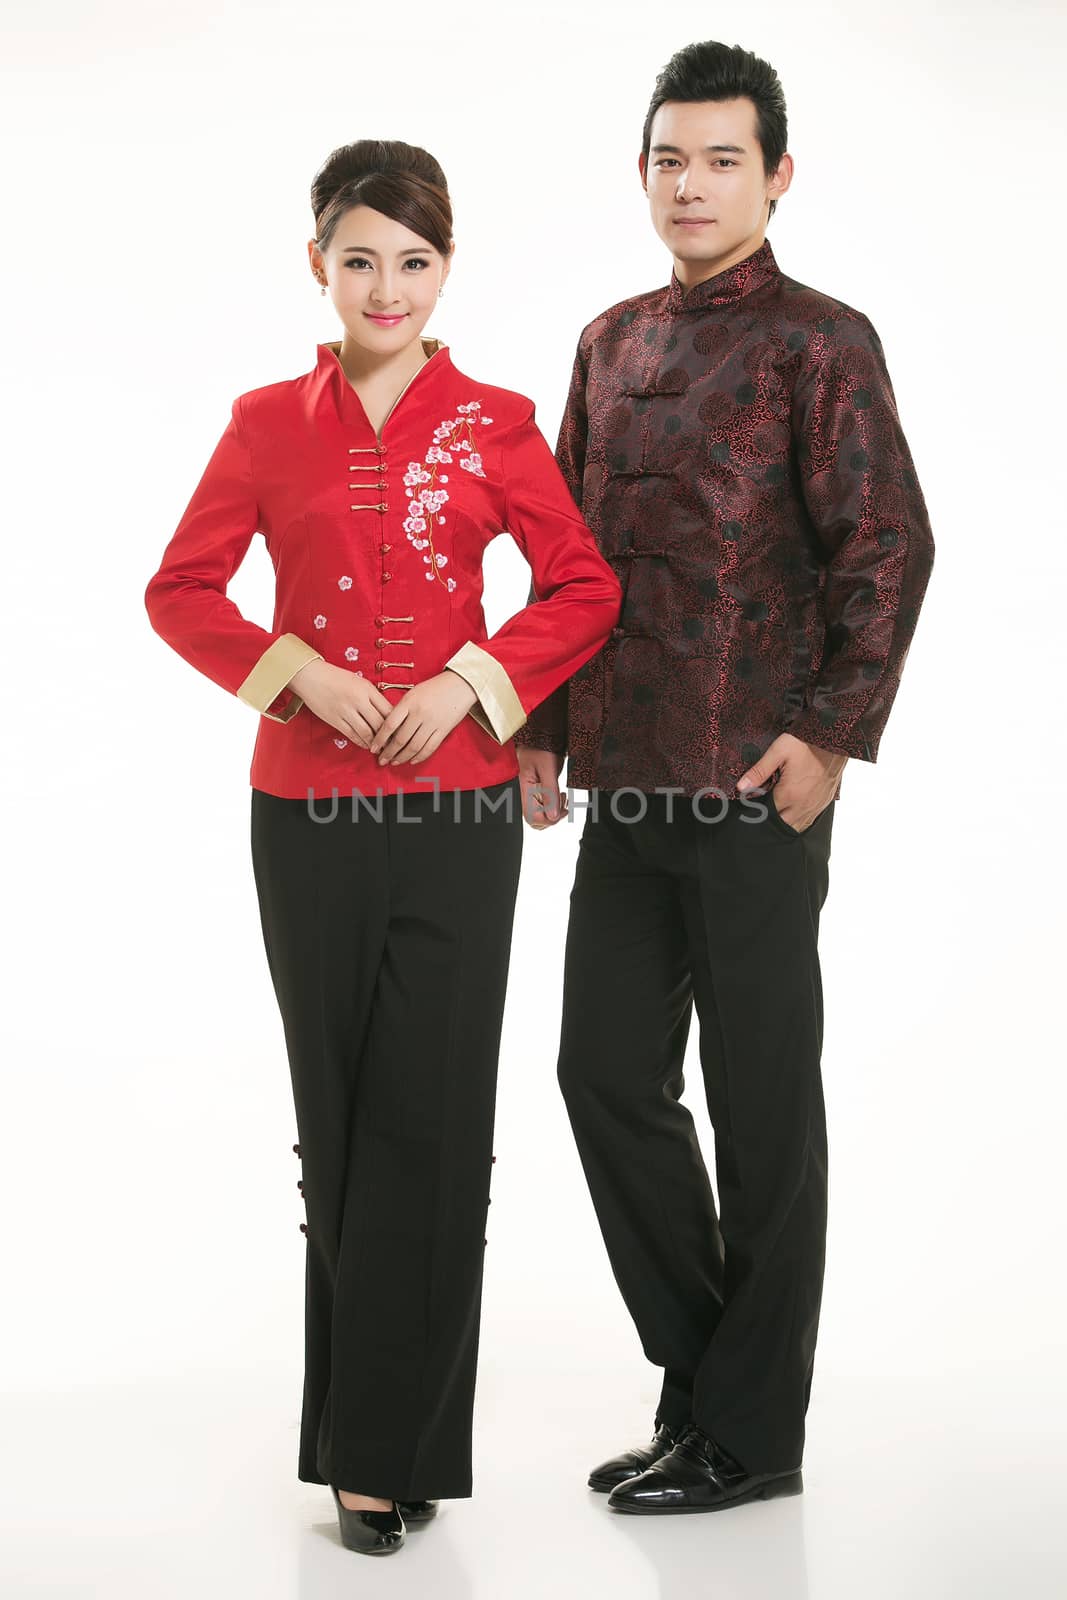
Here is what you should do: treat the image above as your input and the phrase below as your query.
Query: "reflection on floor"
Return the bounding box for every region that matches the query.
[2,1370,1061,1600]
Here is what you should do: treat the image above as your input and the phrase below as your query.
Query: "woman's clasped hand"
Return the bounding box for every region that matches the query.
[289,658,478,764]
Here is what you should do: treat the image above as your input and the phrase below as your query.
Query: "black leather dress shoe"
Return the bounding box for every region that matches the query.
[330,1486,405,1554]
[396,1498,438,1523]
[587,1420,681,1492]
[606,1424,802,1514]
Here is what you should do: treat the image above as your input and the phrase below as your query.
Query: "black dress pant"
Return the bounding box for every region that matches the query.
[249,778,523,1500]
[557,785,835,1474]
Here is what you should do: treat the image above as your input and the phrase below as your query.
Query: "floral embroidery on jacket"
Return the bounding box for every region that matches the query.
[403,400,494,593]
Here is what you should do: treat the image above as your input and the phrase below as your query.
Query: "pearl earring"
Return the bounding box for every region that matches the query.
[438,288,444,298]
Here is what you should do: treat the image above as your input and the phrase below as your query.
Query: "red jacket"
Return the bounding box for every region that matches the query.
[145,337,622,798]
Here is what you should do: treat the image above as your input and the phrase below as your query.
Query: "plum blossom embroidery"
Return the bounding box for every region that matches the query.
[313,614,327,629]
[344,646,359,662]
[333,737,348,748]
[337,575,353,591]
[403,400,494,594]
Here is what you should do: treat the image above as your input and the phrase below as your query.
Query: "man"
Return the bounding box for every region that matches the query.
[514,40,934,1515]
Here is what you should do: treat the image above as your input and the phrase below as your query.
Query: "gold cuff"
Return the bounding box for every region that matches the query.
[237,633,323,723]
[445,641,527,744]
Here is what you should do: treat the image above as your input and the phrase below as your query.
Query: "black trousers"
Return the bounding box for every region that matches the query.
[249,778,523,1500]
[557,786,835,1474]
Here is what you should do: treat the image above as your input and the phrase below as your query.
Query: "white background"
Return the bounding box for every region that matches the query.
[3,0,1065,1595]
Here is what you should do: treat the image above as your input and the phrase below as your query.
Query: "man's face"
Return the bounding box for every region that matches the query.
[640,98,790,272]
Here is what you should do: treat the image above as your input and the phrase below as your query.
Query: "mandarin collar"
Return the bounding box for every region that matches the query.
[664,237,779,314]
[313,335,452,425]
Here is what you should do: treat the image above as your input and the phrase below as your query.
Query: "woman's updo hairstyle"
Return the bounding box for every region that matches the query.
[311,140,453,257]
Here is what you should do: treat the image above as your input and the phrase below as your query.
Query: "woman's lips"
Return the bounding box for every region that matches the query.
[364,312,408,325]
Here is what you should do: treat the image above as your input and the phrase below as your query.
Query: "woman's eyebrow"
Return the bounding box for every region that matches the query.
[337,245,431,255]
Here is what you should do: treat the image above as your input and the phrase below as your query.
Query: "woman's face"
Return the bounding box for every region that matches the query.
[311,204,452,356]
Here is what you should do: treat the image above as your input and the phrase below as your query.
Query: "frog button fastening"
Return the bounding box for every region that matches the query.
[348,443,388,512]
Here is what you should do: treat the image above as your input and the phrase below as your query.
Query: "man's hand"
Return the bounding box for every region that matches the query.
[368,670,479,765]
[517,748,567,829]
[737,732,847,831]
[288,659,392,747]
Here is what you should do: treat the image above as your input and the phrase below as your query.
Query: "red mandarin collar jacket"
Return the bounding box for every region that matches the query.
[145,337,622,798]
[514,238,936,799]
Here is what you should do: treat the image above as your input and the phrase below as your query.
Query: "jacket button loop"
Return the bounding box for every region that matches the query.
[293,1142,301,1157]
[299,1222,308,1236]
[380,544,391,554]
[375,660,384,670]
[382,572,392,582]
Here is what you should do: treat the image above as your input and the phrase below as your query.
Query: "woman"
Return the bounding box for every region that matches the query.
[144,139,621,1556]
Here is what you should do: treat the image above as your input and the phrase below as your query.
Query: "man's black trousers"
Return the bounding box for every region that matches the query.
[557,785,835,1474]
[249,778,523,1500]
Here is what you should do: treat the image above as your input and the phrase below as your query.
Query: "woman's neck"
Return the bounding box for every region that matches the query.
[335,333,431,392]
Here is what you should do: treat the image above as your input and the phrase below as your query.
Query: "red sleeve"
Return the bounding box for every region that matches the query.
[144,397,322,722]
[444,394,620,745]
[511,338,590,754]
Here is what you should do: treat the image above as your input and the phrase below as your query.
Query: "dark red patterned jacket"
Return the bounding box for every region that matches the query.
[513,238,935,798]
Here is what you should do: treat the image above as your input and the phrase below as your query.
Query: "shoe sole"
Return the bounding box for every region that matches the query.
[338,1535,405,1554]
[608,1469,803,1514]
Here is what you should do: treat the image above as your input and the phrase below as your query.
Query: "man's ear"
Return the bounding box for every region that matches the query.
[768,152,794,205]
[637,151,648,193]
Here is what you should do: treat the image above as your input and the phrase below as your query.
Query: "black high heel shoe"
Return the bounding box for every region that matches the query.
[329,1485,405,1555]
[396,1498,439,1523]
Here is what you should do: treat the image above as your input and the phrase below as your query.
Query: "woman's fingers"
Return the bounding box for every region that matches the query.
[366,686,394,719]
[409,731,444,765]
[374,708,423,763]
[381,720,427,764]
